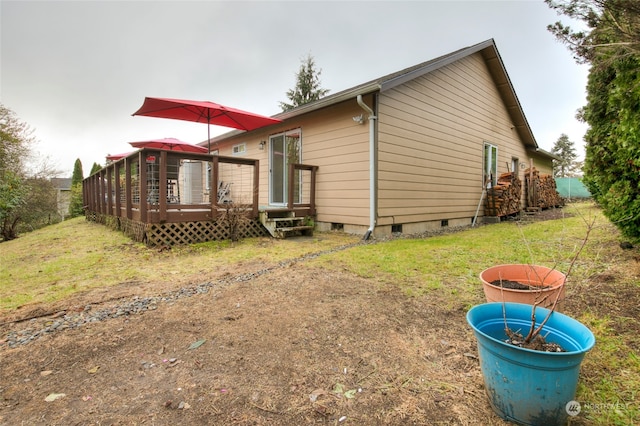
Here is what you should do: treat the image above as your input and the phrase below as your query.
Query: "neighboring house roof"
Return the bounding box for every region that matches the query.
[535,147,562,161]
[210,39,550,159]
[51,178,73,191]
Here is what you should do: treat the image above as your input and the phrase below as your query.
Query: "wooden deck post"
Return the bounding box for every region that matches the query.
[139,151,148,223]
[309,165,318,216]
[114,162,122,218]
[106,166,113,216]
[125,158,132,219]
[252,159,259,218]
[100,170,107,214]
[92,173,97,214]
[211,156,219,219]
[287,163,295,210]
[158,151,168,223]
[113,161,122,217]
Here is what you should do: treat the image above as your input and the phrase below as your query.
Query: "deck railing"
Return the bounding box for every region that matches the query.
[287,163,318,217]
[83,149,317,225]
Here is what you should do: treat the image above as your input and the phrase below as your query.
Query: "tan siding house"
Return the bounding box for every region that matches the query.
[208,39,556,238]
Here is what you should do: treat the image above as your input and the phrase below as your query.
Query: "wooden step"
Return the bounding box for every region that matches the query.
[275,225,314,238]
[276,225,314,232]
[259,210,314,238]
[270,217,306,223]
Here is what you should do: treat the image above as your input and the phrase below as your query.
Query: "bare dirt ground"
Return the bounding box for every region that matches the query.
[1,208,638,425]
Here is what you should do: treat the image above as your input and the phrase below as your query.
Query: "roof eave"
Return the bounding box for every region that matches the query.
[528,147,561,160]
[379,39,496,92]
[201,83,382,146]
[273,82,382,120]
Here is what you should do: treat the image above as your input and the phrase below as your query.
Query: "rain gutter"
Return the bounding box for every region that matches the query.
[357,94,377,240]
[202,82,382,147]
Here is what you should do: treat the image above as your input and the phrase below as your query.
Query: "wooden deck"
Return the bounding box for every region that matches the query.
[83,149,317,245]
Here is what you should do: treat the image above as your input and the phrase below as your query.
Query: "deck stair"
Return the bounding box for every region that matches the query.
[260,210,314,239]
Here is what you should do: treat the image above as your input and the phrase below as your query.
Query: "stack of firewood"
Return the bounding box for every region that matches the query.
[524,167,564,210]
[485,172,522,217]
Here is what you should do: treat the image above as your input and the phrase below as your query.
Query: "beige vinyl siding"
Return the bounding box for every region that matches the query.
[530,151,554,175]
[212,100,371,226]
[209,46,549,231]
[300,101,371,225]
[377,52,529,225]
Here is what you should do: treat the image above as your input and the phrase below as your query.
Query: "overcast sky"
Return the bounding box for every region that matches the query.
[1,0,588,177]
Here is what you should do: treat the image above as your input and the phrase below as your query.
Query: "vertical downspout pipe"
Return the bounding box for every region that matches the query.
[357,94,377,240]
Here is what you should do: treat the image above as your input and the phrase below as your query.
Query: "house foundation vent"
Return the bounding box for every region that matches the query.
[331,223,344,231]
[392,224,402,233]
[441,220,449,227]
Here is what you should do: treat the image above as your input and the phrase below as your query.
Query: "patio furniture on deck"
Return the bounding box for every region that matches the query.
[217,181,232,204]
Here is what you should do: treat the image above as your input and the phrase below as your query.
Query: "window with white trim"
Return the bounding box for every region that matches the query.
[232,143,247,155]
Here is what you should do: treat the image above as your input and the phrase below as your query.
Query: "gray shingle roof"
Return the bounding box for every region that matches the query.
[211,39,547,156]
[50,178,72,190]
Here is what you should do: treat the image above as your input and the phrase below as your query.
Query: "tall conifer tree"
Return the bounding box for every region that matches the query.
[279,54,330,112]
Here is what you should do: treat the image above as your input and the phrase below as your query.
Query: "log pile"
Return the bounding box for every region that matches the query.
[524,167,564,210]
[485,172,522,217]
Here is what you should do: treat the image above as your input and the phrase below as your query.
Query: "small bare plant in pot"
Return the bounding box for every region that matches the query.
[502,214,595,351]
[467,213,598,425]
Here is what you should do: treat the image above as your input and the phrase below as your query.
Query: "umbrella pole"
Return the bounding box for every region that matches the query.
[207,110,211,154]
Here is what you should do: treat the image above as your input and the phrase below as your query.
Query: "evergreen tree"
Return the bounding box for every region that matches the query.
[68,158,84,217]
[551,134,579,177]
[546,0,640,65]
[547,0,640,240]
[71,158,84,185]
[90,162,102,175]
[279,54,330,112]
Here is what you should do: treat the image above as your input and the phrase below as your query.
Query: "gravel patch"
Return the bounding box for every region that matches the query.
[0,221,500,349]
[1,242,366,349]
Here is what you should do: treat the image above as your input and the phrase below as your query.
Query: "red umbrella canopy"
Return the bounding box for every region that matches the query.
[132,97,282,132]
[106,151,135,161]
[128,137,208,153]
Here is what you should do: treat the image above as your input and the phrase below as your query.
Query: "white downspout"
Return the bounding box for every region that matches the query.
[357,94,377,240]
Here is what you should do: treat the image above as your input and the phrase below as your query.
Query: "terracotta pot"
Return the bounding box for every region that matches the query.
[480,264,566,309]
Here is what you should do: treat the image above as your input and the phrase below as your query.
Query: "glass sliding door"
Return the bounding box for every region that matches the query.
[269,129,301,206]
[270,134,285,205]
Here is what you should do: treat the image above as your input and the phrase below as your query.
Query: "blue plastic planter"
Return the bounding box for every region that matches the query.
[467,303,595,426]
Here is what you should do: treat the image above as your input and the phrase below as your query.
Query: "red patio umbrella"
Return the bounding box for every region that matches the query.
[132,97,282,152]
[128,137,208,153]
[106,152,134,161]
